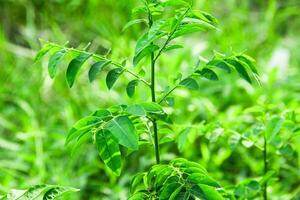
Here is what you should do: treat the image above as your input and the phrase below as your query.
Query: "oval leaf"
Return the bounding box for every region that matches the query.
[66,53,91,88]
[96,129,122,176]
[105,116,138,150]
[126,80,139,98]
[180,77,199,90]
[88,60,111,82]
[106,68,123,90]
[48,49,68,79]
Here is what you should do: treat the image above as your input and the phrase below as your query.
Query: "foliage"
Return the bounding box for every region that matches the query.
[0,0,299,199]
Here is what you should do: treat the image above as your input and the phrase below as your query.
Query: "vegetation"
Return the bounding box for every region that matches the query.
[0,0,299,199]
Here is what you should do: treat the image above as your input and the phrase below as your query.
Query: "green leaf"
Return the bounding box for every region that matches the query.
[66,116,103,145]
[96,129,122,176]
[196,68,218,81]
[133,44,159,66]
[163,44,184,52]
[176,128,191,152]
[48,49,68,79]
[160,182,182,199]
[197,184,224,200]
[226,58,252,84]
[266,116,284,142]
[16,185,52,200]
[135,30,167,56]
[122,19,148,31]
[161,0,191,7]
[4,185,79,200]
[206,59,231,73]
[66,52,91,88]
[35,43,53,62]
[237,54,258,74]
[126,102,165,117]
[105,116,138,150]
[106,68,123,90]
[188,10,218,25]
[278,144,293,156]
[88,60,111,82]
[43,186,79,200]
[171,22,213,39]
[126,80,139,98]
[180,77,199,90]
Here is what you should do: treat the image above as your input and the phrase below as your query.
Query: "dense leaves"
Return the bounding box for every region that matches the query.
[129,158,227,200]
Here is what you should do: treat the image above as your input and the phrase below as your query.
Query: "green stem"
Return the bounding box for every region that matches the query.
[148,6,160,164]
[263,134,268,200]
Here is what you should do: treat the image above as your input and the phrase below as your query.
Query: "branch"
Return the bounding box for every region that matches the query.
[47,42,151,87]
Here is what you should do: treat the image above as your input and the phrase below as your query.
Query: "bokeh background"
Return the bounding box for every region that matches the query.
[0,0,299,199]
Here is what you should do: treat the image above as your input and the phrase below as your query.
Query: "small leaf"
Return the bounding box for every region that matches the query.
[176,128,191,152]
[126,80,139,98]
[133,44,159,66]
[48,49,68,79]
[122,19,148,31]
[196,68,218,81]
[35,43,53,63]
[226,58,252,84]
[96,129,122,176]
[266,116,284,142]
[126,102,165,117]
[106,68,123,90]
[161,0,191,7]
[237,54,258,74]
[66,52,91,87]
[66,116,103,145]
[188,10,218,25]
[163,44,184,52]
[105,116,138,150]
[160,182,182,199]
[88,60,111,82]
[135,31,167,56]
[206,59,231,73]
[278,144,293,156]
[180,77,199,90]
[43,186,79,200]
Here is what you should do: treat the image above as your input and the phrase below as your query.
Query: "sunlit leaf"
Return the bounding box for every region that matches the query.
[133,44,159,66]
[96,129,122,176]
[122,19,148,31]
[35,43,54,63]
[105,116,138,150]
[48,49,68,79]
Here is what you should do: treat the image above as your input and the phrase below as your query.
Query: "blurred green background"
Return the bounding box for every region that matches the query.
[0,0,299,199]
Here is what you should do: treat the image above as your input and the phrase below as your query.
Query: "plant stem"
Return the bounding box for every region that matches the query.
[263,134,268,200]
[148,7,160,164]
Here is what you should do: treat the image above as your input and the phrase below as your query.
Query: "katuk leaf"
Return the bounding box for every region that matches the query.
[88,60,111,82]
[180,77,199,90]
[66,52,91,87]
[106,68,123,90]
[48,49,68,79]
[126,79,139,98]
[96,129,122,176]
[195,68,219,81]
[35,43,54,63]
[105,116,138,150]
